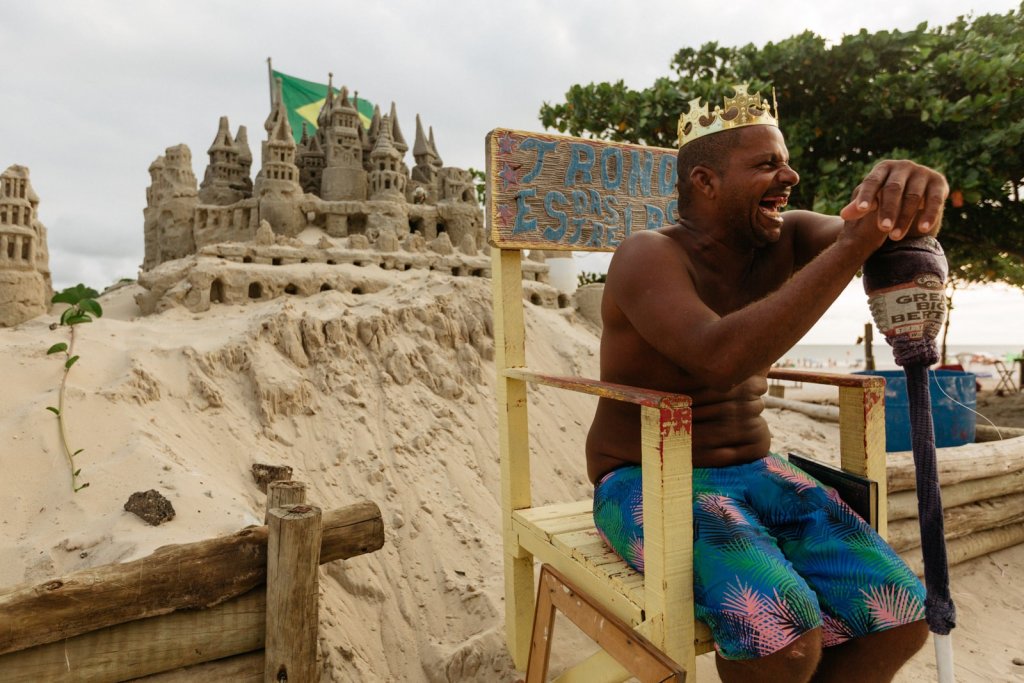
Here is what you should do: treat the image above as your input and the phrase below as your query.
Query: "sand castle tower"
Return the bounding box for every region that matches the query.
[0,165,52,326]
[411,115,443,203]
[142,145,199,269]
[320,79,367,201]
[253,78,304,236]
[368,115,408,201]
[198,116,251,205]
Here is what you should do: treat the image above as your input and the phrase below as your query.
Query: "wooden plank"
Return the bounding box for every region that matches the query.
[768,369,886,389]
[641,403,696,672]
[492,247,535,669]
[839,384,888,538]
[515,500,592,524]
[0,589,265,682]
[129,651,264,681]
[505,368,692,409]
[485,129,679,251]
[0,502,383,656]
[513,521,644,626]
[265,505,321,683]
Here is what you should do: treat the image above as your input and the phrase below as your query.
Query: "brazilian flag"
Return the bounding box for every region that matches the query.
[272,70,373,143]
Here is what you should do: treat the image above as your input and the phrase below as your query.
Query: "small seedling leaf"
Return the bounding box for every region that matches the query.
[47,342,68,354]
[52,284,100,306]
[46,406,60,415]
[59,308,75,325]
[79,299,103,318]
[66,314,93,326]
[65,355,80,369]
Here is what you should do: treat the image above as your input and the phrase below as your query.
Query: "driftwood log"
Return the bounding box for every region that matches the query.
[901,520,1024,577]
[888,492,1024,553]
[889,468,1024,521]
[886,436,1024,492]
[0,501,383,657]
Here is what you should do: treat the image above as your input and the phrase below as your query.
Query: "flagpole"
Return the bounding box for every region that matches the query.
[266,57,275,108]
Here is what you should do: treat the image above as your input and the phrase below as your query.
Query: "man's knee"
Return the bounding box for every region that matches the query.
[870,619,930,658]
[716,628,823,683]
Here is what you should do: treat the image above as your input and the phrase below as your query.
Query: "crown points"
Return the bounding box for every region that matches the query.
[677,83,779,148]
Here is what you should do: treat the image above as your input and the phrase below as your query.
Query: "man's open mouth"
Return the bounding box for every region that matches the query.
[758,195,789,220]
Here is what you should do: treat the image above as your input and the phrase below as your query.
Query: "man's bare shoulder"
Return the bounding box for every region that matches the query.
[610,226,691,272]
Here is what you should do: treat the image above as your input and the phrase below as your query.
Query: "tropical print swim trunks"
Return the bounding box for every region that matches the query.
[592,453,926,660]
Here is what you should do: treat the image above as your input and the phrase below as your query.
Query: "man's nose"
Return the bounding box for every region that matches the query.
[779,165,799,187]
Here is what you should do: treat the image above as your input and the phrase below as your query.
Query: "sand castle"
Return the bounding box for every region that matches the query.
[0,165,52,327]
[137,78,556,315]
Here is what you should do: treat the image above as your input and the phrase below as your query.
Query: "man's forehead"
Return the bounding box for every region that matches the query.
[732,125,788,156]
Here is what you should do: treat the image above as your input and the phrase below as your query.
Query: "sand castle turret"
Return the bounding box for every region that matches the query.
[199,116,250,205]
[369,115,407,201]
[0,165,52,326]
[253,78,304,236]
[320,82,367,201]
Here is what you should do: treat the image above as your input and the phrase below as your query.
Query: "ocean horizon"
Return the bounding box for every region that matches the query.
[782,343,1022,372]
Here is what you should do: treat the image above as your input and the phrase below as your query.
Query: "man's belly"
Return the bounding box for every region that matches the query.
[586,396,773,482]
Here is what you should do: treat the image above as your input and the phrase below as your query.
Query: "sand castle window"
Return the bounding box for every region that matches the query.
[436,222,446,234]
[530,293,542,306]
[7,241,14,258]
[285,284,298,295]
[320,283,331,292]
[248,282,262,299]
[243,256,253,263]
[0,208,6,223]
[326,259,336,265]
[210,279,224,304]
[300,258,309,264]
[557,294,570,309]
[403,263,412,271]
[272,258,282,266]
[351,286,363,295]
[471,268,485,277]
[21,241,30,260]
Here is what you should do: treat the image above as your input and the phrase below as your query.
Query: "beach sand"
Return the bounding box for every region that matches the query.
[1,272,1021,681]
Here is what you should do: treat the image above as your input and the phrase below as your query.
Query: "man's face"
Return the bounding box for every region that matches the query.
[717,126,800,246]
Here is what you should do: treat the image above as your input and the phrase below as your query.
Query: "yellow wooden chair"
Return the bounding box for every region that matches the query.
[487,128,888,680]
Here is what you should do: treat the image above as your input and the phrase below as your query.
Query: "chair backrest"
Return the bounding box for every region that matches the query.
[485,128,679,253]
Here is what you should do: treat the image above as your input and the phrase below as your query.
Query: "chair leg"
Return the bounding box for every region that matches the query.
[524,565,686,683]
[506,551,536,669]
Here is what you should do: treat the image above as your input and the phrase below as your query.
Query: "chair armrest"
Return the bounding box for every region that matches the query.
[768,369,885,389]
[503,368,691,409]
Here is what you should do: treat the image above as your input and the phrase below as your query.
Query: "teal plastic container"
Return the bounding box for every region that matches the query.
[856,370,977,452]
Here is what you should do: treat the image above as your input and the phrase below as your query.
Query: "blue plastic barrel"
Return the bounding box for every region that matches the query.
[856,370,977,452]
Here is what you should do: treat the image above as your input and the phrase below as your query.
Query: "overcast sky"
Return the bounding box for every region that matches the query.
[2,0,1022,345]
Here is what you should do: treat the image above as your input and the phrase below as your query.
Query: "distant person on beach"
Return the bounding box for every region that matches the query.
[587,85,946,683]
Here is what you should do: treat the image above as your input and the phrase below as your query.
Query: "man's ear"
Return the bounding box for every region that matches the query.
[690,165,718,199]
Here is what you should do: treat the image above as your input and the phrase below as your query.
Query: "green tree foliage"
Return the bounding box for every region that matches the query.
[539,5,1024,287]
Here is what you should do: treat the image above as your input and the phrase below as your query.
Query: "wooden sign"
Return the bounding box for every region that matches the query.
[485,128,679,251]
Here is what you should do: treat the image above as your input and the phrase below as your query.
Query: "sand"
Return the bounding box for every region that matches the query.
[0,269,1021,682]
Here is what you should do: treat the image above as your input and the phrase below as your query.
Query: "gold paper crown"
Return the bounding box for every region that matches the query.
[677,84,779,147]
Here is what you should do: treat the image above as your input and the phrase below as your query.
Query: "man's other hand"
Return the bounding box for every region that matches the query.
[839,160,949,240]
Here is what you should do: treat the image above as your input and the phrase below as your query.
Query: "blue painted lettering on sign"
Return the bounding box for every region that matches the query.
[520,138,557,184]
[600,147,623,191]
[543,191,569,241]
[565,143,596,186]
[513,189,538,233]
[645,205,665,229]
[628,150,653,197]
[658,155,677,196]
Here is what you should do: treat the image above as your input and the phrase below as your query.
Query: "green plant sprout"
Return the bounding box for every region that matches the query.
[46,284,103,492]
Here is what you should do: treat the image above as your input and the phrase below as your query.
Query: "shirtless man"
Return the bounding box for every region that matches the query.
[586,87,946,683]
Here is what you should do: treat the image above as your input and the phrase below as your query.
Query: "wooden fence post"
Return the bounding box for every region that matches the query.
[266,481,307,523]
[265,504,322,683]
